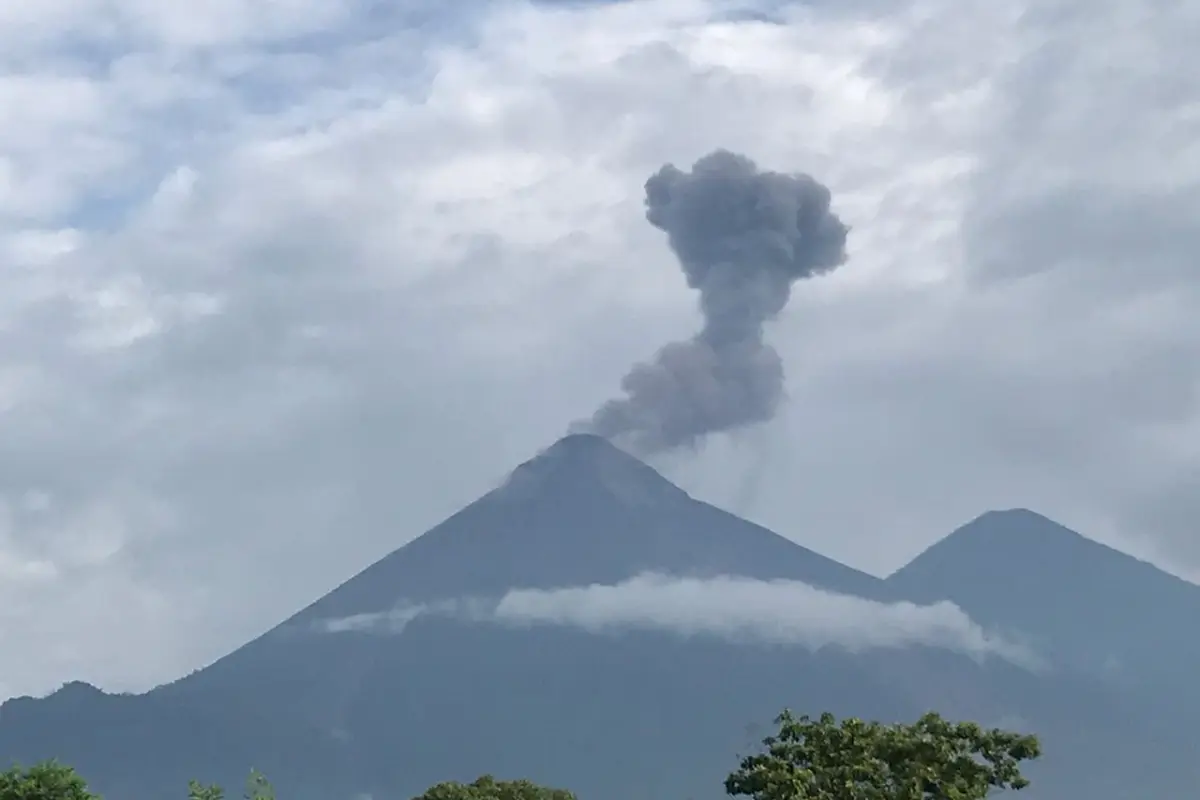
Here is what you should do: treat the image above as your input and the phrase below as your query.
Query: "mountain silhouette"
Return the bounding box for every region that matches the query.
[887,507,1200,709]
[306,432,888,604]
[2,440,1198,800]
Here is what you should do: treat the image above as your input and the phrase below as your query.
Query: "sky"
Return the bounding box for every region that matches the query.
[0,0,1197,700]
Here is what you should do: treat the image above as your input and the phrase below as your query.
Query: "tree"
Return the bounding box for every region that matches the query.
[412,775,576,800]
[187,779,224,800]
[242,770,274,800]
[725,710,1041,800]
[186,769,273,800]
[0,761,98,800]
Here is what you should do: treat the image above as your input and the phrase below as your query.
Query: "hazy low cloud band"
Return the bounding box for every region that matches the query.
[316,573,1038,668]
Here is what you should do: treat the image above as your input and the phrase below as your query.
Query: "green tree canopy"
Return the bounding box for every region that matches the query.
[187,779,224,800]
[412,775,576,800]
[0,761,99,800]
[2,711,1039,800]
[725,710,1041,800]
[187,768,274,800]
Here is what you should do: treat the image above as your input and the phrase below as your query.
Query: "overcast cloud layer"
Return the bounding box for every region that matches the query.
[316,573,1038,667]
[0,0,1197,700]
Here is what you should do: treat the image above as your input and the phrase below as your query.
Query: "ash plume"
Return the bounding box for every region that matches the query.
[576,149,849,453]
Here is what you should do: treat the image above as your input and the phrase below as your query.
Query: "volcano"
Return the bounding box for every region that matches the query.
[2,436,1198,800]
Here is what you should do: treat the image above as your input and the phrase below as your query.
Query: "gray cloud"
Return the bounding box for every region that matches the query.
[577,150,848,453]
[315,572,1039,667]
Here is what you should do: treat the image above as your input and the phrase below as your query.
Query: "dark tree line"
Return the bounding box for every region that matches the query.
[0,709,1040,800]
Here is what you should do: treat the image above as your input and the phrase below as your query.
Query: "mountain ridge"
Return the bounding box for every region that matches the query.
[275,433,895,624]
[888,508,1187,582]
[886,507,1200,695]
[4,435,1200,800]
[6,454,1194,708]
[162,432,894,701]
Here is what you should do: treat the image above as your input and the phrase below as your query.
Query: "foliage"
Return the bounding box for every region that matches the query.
[186,769,272,800]
[242,770,275,800]
[2,709,1037,800]
[187,779,225,800]
[0,761,99,800]
[186,771,572,800]
[412,775,576,800]
[724,710,1040,800]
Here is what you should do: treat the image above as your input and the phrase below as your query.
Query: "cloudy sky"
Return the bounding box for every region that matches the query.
[0,0,1196,700]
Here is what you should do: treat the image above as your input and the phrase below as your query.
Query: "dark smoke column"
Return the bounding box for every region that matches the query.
[576,149,849,454]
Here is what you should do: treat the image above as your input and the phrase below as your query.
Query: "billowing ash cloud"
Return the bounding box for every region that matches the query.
[576,149,849,453]
[314,573,1039,668]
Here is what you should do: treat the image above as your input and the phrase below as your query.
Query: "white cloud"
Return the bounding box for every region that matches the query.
[0,0,1195,700]
[315,572,1039,667]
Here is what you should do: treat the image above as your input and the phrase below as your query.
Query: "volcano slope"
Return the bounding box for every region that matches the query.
[2,435,1196,800]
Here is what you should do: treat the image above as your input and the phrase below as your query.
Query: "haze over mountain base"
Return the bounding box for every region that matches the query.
[2,435,1198,800]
